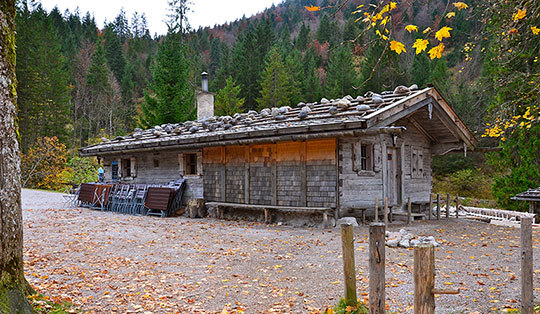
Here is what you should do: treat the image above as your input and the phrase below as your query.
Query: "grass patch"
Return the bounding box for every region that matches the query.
[325,299,369,314]
[28,294,76,314]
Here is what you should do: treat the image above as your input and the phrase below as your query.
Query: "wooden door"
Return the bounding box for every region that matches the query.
[386,147,402,206]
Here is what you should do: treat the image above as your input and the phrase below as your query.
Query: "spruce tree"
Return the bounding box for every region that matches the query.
[257,47,293,109]
[296,22,310,51]
[326,45,358,98]
[215,76,245,116]
[103,24,126,82]
[140,31,194,127]
[302,47,322,102]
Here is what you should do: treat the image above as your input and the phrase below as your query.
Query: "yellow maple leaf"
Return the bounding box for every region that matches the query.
[453,2,468,10]
[531,26,540,35]
[423,27,432,34]
[389,2,397,10]
[446,12,456,18]
[513,9,526,21]
[380,16,390,26]
[435,26,452,41]
[428,43,445,59]
[390,40,407,54]
[412,39,429,54]
[305,5,320,12]
[405,24,418,33]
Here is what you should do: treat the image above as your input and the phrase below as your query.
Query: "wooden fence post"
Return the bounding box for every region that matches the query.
[384,197,388,225]
[455,196,459,219]
[369,222,386,314]
[414,244,435,314]
[521,217,533,314]
[375,197,379,222]
[428,194,433,220]
[446,193,450,219]
[436,194,441,220]
[341,223,357,306]
[407,197,412,225]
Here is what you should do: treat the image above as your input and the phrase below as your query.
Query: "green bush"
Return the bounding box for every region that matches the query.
[325,299,369,314]
[59,156,98,187]
[433,168,493,199]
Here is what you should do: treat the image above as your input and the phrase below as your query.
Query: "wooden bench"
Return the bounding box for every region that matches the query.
[206,202,334,227]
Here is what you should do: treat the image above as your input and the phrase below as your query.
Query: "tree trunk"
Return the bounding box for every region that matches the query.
[0,1,34,312]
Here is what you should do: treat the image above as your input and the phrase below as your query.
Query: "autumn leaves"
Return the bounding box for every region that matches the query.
[305,1,538,61]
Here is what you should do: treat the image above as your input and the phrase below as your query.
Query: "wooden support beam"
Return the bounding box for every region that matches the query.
[300,141,307,207]
[369,222,386,314]
[446,194,450,219]
[409,116,437,144]
[341,223,357,306]
[436,194,441,220]
[428,194,433,220]
[323,213,329,228]
[264,209,270,224]
[407,197,412,225]
[374,197,379,222]
[384,197,388,225]
[521,217,533,314]
[455,196,459,219]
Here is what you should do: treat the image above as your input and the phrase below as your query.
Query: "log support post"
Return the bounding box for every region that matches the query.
[455,196,459,219]
[407,197,412,225]
[428,194,433,220]
[264,208,270,224]
[521,217,533,314]
[436,194,441,220]
[446,193,450,219]
[369,222,386,314]
[323,212,329,228]
[383,197,388,225]
[341,223,357,306]
[374,197,379,222]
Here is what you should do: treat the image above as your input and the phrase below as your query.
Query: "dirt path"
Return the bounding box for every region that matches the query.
[22,189,539,313]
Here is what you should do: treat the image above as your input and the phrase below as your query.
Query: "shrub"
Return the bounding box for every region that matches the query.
[325,299,369,314]
[21,136,68,191]
[59,157,98,186]
[433,168,493,199]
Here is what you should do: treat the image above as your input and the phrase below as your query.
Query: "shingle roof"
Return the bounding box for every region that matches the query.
[80,85,474,156]
[513,187,540,201]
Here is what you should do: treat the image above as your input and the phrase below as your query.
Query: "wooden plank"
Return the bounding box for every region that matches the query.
[374,197,379,222]
[300,141,307,207]
[306,138,337,162]
[369,97,433,129]
[341,223,357,306]
[409,116,437,143]
[271,144,277,206]
[428,194,433,220]
[384,197,388,225]
[244,146,250,204]
[521,217,533,314]
[436,194,441,220]
[380,134,387,204]
[414,244,435,314]
[205,202,330,212]
[369,222,386,314]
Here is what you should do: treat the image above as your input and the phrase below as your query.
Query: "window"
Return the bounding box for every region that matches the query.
[411,147,424,178]
[184,153,197,175]
[361,143,373,171]
[354,142,373,173]
[122,158,131,177]
[111,161,119,181]
[153,159,160,168]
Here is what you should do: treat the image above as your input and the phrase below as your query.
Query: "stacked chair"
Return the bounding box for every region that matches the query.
[77,180,186,218]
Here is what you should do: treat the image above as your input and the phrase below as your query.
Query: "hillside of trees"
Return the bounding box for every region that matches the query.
[15,0,539,210]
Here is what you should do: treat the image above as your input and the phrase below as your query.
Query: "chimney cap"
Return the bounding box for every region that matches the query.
[201,72,208,77]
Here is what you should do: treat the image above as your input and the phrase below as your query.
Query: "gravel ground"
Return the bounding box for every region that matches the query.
[22,189,539,313]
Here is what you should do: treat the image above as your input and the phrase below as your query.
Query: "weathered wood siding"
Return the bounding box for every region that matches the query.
[202,139,337,208]
[338,120,432,212]
[101,150,204,203]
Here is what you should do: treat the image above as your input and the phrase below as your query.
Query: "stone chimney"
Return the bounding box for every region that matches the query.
[197,72,214,120]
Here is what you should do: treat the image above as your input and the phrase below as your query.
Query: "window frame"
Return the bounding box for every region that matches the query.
[184,153,198,176]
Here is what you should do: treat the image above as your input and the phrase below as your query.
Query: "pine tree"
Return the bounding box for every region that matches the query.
[16,2,71,151]
[411,53,431,88]
[231,28,261,110]
[215,76,245,116]
[103,24,126,82]
[326,45,358,98]
[285,49,304,105]
[257,47,293,109]
[296,22,310,51]
[140,31,194,127]
[301,47,322,102]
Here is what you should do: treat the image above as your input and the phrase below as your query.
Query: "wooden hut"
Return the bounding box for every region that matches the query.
[80,84,477,225]
[512,187,540,220]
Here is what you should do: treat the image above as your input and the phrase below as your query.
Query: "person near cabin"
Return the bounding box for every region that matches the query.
[97,164,104,183]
